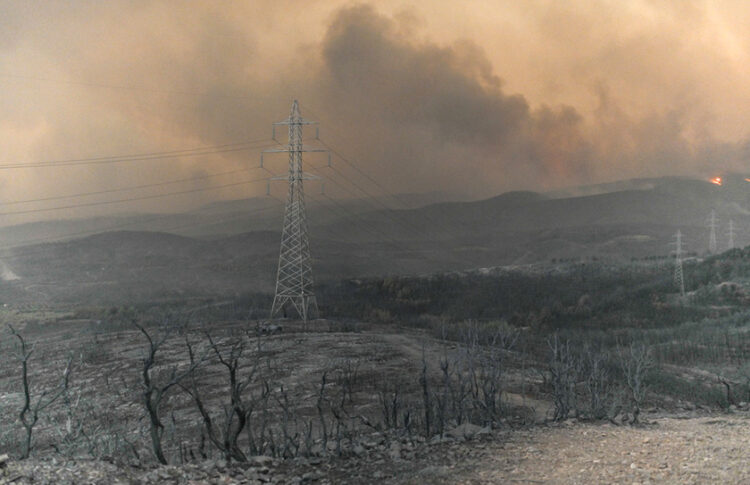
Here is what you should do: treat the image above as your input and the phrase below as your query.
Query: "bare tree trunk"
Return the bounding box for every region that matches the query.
[420,351,431,436]
[135,321,202,465]
[9,325,72,459]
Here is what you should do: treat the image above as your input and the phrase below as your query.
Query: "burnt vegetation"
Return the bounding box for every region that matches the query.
[1,248,750,466]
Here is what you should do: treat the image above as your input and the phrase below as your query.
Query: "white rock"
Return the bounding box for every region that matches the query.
[446,423,490,440]
[250,455,274,467]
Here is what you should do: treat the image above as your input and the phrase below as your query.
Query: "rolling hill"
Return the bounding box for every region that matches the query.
[0,176,746,304]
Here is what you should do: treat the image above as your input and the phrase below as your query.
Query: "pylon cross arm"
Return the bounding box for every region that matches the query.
[264,145,328,153]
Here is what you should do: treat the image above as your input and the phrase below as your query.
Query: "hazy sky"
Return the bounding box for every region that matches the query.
[2,0,750,222]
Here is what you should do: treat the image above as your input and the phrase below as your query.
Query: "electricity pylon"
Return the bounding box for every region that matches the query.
[264,100,326,322]
[728,219,735,250]
[672,230,685,298]
[708,209,717,254]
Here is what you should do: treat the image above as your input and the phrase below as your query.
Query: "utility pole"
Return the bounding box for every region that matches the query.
[708,209,718,254]
[264,100,326,322]
[728,219,736,250]
[672,230,685,298]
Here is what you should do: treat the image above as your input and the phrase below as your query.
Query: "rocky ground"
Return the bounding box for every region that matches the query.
[3,414,750,484]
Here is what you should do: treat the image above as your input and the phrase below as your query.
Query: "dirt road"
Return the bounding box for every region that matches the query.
[443,416,750,484]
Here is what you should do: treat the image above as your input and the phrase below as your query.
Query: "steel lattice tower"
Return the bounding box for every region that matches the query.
[672,230,685,298]
[708,209,718,254]
[728,219,736,250]
[265,100,325,321]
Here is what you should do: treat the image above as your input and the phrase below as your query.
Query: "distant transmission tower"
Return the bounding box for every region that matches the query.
[264,100,325,322]
[728,219,736,250]
[672,230,686,298]
[708,209,718,254]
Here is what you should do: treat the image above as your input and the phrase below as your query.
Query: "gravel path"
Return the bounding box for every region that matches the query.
[455,416,750,484]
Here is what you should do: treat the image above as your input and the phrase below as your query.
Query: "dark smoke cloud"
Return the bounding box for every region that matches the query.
[306,4,596,196]
[2,1,750,224]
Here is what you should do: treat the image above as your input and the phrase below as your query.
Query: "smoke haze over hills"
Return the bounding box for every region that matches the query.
[2,1,750,226]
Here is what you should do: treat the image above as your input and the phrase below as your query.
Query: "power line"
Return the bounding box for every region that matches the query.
[304,155,439,244]
[316,192,424,255]
[0,138,275,170]
[267,190,377,249]
[280,108,490,266]
[316,188,477,270]
[313,191,483,274]
[319,140,404,205]
[0,176,270,217]
[300,102,456,212]
[2,167,260,206]
[0,199,282,257]
[295,158,464,267]
[268,181,423,260]
[134,203,282,238]
[294,106,467,231]
[0,72,257,101]
[326,164,432,237]
[306,165,429,244]
[312,136,487,268]
[308,158,482,269]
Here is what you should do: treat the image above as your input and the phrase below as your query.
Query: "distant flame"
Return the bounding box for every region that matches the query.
[745,178,750,183]
[710,177,723,186]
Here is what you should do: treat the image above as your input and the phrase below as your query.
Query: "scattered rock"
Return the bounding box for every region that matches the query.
[389,442,402,460]
[8,415,750,484]
[446,423,491,441]
[250,455,275,467]
[430,435,452,445]
[302,470,324,482]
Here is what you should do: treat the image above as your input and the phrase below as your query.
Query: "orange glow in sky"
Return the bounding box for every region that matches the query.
[7,1,750,223]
